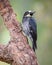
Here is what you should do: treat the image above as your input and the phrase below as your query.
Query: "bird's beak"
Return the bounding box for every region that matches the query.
[30,11,36,16]
[32,11,36,14]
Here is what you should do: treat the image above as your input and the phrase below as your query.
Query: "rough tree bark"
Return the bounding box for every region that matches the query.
[0,0,38,65]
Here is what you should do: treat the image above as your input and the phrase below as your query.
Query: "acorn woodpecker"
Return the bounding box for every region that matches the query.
[22,11,37,51]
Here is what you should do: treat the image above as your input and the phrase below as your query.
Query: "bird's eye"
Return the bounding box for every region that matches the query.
[30,12,33,16]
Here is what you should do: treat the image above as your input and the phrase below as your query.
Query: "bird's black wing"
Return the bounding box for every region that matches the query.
[29,18,37,39]
[29,18,37,51]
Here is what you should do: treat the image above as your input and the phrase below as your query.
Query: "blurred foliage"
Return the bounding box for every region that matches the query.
[0,0,52,65]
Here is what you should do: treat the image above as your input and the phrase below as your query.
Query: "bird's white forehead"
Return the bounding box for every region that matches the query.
[29,10,32,12]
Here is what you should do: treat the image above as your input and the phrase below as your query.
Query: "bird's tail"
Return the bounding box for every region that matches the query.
[33,40,37,52]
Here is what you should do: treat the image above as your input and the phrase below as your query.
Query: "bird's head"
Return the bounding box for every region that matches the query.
[23,11,35,17]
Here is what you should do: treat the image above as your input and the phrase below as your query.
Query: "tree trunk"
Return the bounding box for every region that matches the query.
[0,0,38,65]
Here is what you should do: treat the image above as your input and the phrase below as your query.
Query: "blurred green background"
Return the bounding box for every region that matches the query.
[0,0,52,65]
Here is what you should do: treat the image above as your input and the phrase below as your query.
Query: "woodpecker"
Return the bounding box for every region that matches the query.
[22,11,37,51]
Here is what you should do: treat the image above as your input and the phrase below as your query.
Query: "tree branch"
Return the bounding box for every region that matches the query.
[0,0,38,65]
[0,44,13,64]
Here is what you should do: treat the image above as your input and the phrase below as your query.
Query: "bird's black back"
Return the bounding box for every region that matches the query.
[29,17,37,50]
[29,17,37,35]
